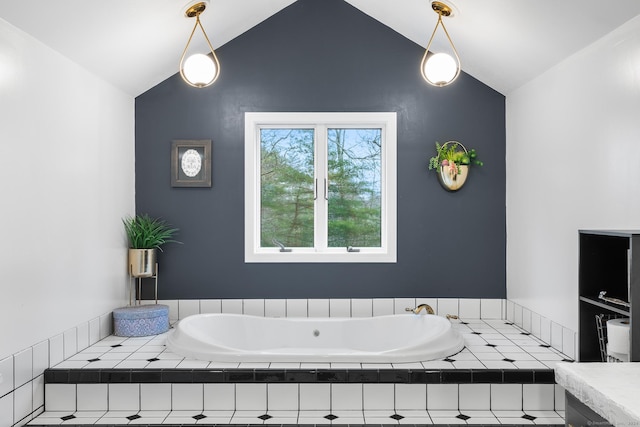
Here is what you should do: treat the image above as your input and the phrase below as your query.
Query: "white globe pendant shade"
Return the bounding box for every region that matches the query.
[423,52,459,87]
[182,53,218,88]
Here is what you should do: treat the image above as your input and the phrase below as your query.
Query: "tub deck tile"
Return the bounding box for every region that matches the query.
[43,319,573,388]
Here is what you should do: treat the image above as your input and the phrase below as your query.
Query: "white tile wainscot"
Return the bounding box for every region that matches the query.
[555,362,640,426]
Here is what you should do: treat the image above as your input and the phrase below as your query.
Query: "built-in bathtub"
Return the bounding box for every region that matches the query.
[166,313,464,363]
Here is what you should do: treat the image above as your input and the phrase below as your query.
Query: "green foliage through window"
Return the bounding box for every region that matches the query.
[260,127,382,249]
[260,129,314,248]
[328,128,381,247]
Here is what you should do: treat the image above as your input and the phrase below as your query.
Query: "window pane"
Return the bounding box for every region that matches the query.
[327,128,382,248]
[260,128,315,248]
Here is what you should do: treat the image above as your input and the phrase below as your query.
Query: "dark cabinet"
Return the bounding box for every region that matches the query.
[578,230,640,362]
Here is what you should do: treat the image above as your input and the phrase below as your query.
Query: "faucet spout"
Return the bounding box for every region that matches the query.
[405,304,434,315]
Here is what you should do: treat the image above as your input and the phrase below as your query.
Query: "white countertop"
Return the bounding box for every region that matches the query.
[555,362,640,426]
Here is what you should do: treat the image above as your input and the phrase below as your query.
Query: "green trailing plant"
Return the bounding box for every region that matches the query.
[122,214,180,250]
[428,142,483,174]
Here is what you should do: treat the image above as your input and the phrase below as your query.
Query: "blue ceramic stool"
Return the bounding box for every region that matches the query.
[113,304,169,337]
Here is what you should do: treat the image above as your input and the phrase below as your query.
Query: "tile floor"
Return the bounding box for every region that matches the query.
[51,319,572,371]
[31,409,565,425]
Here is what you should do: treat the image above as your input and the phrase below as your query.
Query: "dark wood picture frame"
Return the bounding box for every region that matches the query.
[171,139,212,187]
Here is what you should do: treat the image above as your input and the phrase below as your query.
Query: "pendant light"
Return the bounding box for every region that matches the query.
[179,1,220,88]
[420,1,461,87]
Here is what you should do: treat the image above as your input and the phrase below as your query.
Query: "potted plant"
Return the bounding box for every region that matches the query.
[123,214,180,278]
[428,141,483,191]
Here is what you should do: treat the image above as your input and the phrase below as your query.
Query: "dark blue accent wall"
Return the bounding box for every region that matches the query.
[134,0,506,300]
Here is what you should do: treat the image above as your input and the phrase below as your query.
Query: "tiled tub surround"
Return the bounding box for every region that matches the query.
[3,298,574,427]
[0,312,114,427]
[31,318,569,425]
[505,301,577,360]
[47,319,571,371]
[159,298,577,361]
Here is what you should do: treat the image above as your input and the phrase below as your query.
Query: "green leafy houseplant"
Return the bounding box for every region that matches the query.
[122,214,180,251]
[428,141,483,174]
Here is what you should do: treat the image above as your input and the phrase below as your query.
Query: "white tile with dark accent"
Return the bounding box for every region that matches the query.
[296,409,332,424]
[362,409,399,424]
[428,410,467,425]
[330,410,366,424]
[29,408,566,425]
[396,409,432,424]
[201,410,234,423]
[458,410,499,424]
[48,319,570,373]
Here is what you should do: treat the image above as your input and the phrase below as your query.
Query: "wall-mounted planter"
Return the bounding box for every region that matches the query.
[438,163,468,192]
[428,141,482,192]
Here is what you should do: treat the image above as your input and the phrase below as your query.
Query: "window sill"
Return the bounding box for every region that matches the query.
[244,250,396,263]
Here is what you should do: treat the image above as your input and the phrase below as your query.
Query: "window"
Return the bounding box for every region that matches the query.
[245,112,396,262]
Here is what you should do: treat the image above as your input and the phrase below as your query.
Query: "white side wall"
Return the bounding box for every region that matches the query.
[506,15,640,333]
[0,18,134,360]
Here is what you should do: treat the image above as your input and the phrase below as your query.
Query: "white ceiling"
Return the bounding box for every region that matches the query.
[1,0,640,97]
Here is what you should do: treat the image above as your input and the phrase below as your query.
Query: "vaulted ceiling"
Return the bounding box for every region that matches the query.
[2,0,639,97]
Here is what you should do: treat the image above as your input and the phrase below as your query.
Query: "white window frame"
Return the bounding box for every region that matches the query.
[245,112,397,263]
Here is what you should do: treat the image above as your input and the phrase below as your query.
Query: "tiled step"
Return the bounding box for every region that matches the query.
[32,367,566,425]
[41,366,564,411]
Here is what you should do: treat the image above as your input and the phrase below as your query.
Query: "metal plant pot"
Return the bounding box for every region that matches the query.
[128,248,157,278]
[438,163,468,192]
